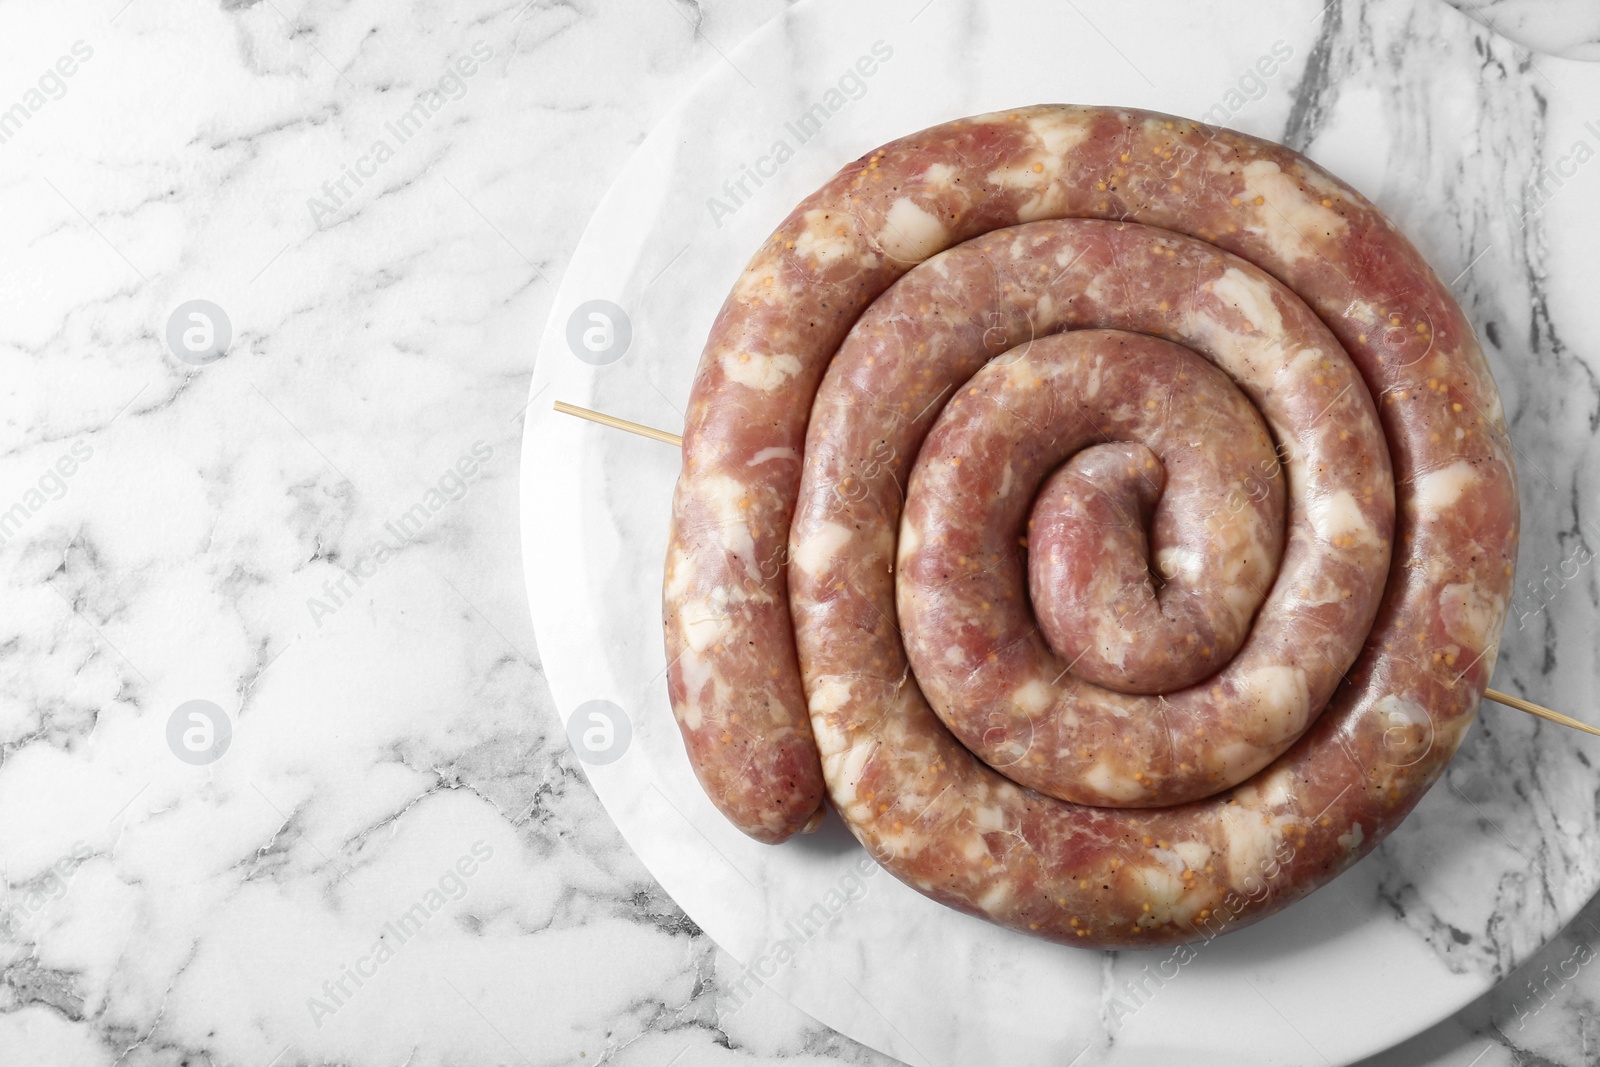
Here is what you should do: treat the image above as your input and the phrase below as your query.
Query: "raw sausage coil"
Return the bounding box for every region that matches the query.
[662,105,1517,947]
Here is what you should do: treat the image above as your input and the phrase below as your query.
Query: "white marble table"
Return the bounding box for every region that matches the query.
[2,0,1598,1064]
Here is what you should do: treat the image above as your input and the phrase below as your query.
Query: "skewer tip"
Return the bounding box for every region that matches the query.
[553,400,683,447]
[1485,688,1600,738]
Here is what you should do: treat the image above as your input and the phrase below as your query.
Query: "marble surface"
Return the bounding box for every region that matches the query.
[2,0,1599,1064]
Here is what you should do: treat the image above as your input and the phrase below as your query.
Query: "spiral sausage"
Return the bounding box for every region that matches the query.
[662,105,1517,947]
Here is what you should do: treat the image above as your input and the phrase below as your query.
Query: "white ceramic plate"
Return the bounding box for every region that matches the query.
[521,0,1600,1062]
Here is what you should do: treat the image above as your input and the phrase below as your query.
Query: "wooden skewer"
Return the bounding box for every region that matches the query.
[1485,689,1600,737]
[553,399,1599,739]
[553,401,684,446]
